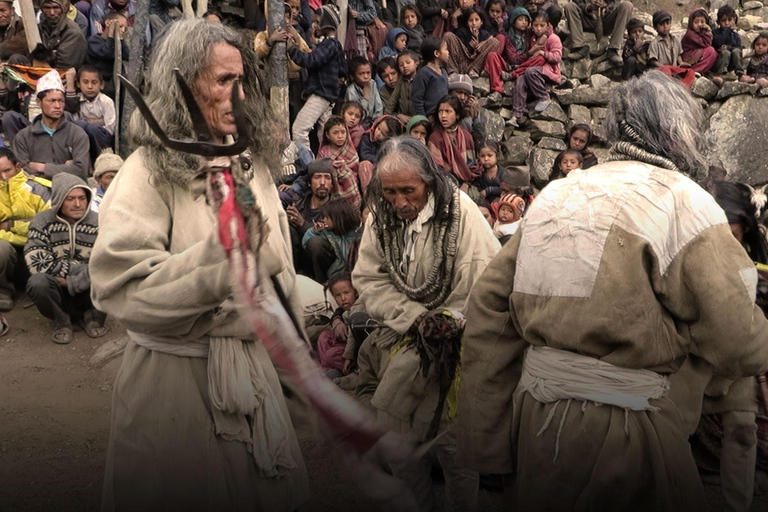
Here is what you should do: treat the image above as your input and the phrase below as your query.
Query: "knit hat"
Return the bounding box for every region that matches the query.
[626,18,644,33]
[652,10,672,27]
[509,7,531,24]
[497,193,525,220]
[406,115,429,134]
[307,157,333,177]
[93,150,124,179]
[40,0,65,7]
[35,69,65,98]
[319,5,340,31]
[447,74,473,94]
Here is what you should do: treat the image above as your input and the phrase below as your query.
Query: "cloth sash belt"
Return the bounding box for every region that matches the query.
[128,330,297,478]
[520,345,670,411]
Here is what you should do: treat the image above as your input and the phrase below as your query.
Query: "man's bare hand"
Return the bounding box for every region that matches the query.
[286,205,304,227]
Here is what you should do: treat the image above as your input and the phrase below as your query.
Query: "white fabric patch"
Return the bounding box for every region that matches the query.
[739,267,758,304]
[514,162,727,298]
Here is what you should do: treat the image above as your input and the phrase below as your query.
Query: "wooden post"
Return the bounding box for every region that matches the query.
[119,0,150,158]
[267,0,289,141]
[181,0,194,18]
[337,0,348,49]
[113,27,122,155]
[18,0,42,52]
[196,0,208,18]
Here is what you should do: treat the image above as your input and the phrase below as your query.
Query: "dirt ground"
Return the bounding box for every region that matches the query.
[1,292,766,512]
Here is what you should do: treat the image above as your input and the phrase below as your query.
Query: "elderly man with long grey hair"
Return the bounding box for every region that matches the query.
[456,70,768,511]
[89,19,309,511]
[352,136,499,512]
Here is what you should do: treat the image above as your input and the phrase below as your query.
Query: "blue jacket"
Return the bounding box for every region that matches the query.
[411,65,448,116]
[712,26,742,50]
[288,38,346,102]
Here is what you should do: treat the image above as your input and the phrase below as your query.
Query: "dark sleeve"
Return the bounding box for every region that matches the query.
[65,92,79,114]
[298,0,313,31]
[358,135,378,163]
[87,33,112,58]
[0,27,28,60]
[41,127,90,180]
[411,70,427,116]
[56,27,87,69]
[418,0,442,18]
[288,39,337,68]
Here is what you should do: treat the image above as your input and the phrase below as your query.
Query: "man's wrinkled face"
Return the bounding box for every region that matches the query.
[97,171,117,191]
[194,43,245,141]
[0,157,21,181]
[0,3,13,27]
[42,2,64,24]
[310,172,332,199]
[60,188,88,222]
[380,165,428,221]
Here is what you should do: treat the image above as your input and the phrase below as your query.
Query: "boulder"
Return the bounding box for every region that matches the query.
[743,1,764,10]
[590,107,608,122]
[532,101,568,123]
[759,22,768,30]
[503,80,515,97]
[589,74,611,89]
[635,12,652,26]
[691,77,719,100]
[706,95,768,183]
[501,136,534,166]
[738,15,763,31]
[477,108,506,143]
[529,120,567,141]
[527,148,560,187]
[716,81,760,99]
[538,137,567,151]
[704,101,722,120]
[568,104,592,126]
[472,77,491,96]
[759,87,768,97]
[556,86,612,106]
[711,0,739,9]
[568,59,592,80]
[593,59,620,75]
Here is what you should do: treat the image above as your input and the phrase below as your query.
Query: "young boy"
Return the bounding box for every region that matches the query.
[711,5,744,85]
[86,11,129,99]
[65,65,116,163]
[647,10,696,88]
[91,149,122,212]
[376,57,399,103]
[622,18,649,80]
[385,50,420,125]
[345,56,383,120]
[288,5,346,151]
[378,28,408,60]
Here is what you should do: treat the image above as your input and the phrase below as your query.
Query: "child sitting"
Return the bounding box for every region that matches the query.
[622,18,650,80]
[470,140,502,202]
[289,5,346,151]
[412,37,449,117]
[358,116,403,192]
[378,28,409,60]
[317,117,363,211]
[740,32,768,88]
[91,150,122,212]
[504,7,532,69]
[443,6,502,79]
[711,5,744,85]
[648,10,696,88]
[407,115,430,144]
[86,11,129,99]
[506,10,561,128]
[385,50,420,124]
[401,5,425,51]
[64,65,116,163]
[493,192,525,242]
[345,56,383,120]
[567,124,598,168]
[340,101,365,149]
[428,95,479,185]
[302,199,361,285]
[681,8,717,75]
[376,57,399,103]
[549,148,583,181]
[485,0,508,39]
[317,272,361,377]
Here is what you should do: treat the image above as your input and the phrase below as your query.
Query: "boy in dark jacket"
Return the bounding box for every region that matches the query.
[86,11,129,99]
[288,4,346,151]
[712,5,744,84]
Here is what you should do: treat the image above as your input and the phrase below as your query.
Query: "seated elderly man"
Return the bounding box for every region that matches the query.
[25,173,105,344]
[39,0,87,69]
[564,0,633,66]
[352,136,500,512]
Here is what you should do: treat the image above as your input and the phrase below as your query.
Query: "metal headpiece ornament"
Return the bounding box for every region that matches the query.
[119,69,250,157]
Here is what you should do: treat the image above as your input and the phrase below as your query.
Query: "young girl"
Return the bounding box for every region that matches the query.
[358,116,404,192]
[443,6,502,78]
[345,56,383,120]
[740,32,768,88]
[567,123,598,169]
[549,148,583,180]
[407,115,431,144]
[302,199,361,283]
[428,95,479,185]
[412,37,449,117]
[681,8,717,74]
[401,5,426,51]
[485,0,508,39]
[317,272,359,376]
[470,141,502,202]
[340,101,366,149]
[317,115,362,199]
[506,10,561,128]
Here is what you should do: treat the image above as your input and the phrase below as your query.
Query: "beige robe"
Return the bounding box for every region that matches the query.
[457,162,768,511]
[90,149,309,512]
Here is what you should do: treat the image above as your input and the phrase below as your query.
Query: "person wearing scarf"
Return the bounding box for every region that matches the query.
[428,95,479,184]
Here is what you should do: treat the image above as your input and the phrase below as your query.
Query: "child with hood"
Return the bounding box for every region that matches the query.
[378,27,409,60]
[681,7,717,74]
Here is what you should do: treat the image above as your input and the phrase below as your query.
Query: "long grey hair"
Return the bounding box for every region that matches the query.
[604,71,708,181]
[129,18,281,187]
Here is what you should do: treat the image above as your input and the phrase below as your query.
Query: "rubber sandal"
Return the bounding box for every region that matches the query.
[81,320,108,339]
[52,326,73,345]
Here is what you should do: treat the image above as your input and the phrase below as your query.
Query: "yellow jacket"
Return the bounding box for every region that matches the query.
[0,171,51,246]
[254,29,310,80]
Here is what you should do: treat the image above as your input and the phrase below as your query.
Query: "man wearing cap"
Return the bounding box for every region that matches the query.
[91,150,122,212]
[39,0,87,69]
[564,0,633,67]
[0,0,27,59]
[448,74,481,138]
[12,70,90,181]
